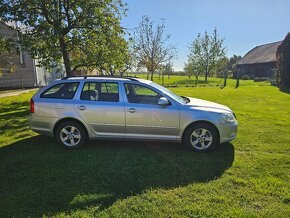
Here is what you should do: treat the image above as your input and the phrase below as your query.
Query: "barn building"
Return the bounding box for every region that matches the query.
[236,41,282,79]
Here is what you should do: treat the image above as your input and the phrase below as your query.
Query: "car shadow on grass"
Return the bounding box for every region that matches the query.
[0,135,234,217]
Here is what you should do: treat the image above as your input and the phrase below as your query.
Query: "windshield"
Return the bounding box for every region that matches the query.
[149,82,187,104]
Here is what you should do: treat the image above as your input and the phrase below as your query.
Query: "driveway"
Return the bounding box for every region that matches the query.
[0,88,38,98]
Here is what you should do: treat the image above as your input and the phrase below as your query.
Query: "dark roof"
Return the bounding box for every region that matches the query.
[237,41,282,65]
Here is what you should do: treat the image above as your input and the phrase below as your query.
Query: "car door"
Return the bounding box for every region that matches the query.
[74,81,125,137]
[123,83,180,139]
[34,82,80,131]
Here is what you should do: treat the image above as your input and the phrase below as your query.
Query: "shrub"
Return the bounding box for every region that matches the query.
[276,33,290,89]
[241,75,251,80]
[254,77,268,82]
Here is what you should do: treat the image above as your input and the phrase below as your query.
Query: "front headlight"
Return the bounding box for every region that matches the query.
[220,113,236,123]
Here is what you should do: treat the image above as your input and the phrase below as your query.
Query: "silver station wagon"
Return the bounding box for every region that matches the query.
[29,76,238,152]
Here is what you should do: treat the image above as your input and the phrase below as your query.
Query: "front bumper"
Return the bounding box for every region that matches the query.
[216,120,238,143]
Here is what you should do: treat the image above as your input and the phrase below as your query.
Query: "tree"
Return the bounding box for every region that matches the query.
[132,16,176,81]
[227,55,242,71]
[159,62,173,85]
[184,61,201,86]
[162,62,174,77]
[72,29,130,76]
[215,57,229,78]
[227,54,242,78]
[0,0,127,76]
[187,28,226,81]
[184,62,195,79]
[0,35,16,76]
[276,33,290,89]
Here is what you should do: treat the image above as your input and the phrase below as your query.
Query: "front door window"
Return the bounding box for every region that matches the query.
[124,83,162,105]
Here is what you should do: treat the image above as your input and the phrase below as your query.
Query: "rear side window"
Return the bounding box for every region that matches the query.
[40,82,79,99]
[80,82,119,102]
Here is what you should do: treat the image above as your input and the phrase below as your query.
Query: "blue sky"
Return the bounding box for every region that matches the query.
[122,0,290,71]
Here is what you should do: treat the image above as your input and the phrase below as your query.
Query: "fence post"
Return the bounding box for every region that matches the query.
[235,71,240,88]
[223,71,227,87]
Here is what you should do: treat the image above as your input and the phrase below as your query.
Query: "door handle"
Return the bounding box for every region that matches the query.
[128,108,136,113]
[77,105,86,111]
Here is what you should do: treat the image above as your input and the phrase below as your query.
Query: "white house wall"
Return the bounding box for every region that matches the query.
[0,22,60,89]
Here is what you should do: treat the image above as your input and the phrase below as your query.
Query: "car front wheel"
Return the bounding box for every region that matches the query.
[183,123,218,152]
[55,121,87,149]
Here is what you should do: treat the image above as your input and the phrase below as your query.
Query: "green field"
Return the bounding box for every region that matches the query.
[0,78,289,217]
[127,74,270,88]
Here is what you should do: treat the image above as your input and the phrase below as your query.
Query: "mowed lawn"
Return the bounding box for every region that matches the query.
[0,81,289,217]
[128,74,270,88]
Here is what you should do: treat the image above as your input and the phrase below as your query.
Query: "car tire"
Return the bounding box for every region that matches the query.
[55,121,87,149]
[183,123,219,152]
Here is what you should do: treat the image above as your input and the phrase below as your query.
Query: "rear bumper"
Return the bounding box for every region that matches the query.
[217,120,238,143]
[29,115,56,137]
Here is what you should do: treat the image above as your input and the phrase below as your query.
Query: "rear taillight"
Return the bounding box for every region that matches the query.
[30,99,34,113]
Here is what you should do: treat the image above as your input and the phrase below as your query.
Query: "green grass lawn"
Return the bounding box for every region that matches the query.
[127,74,270,88]
[0,80,289,217]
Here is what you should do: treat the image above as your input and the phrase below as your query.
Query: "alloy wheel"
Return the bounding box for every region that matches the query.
[60,126,81,147]
[190,128,213,150]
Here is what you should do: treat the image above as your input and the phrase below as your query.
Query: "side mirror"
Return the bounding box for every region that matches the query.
[158,97,169,106]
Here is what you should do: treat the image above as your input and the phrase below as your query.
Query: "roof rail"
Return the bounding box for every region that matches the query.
[61,75,139,81]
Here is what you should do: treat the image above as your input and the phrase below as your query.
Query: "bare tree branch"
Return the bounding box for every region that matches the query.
[132,16,177,81]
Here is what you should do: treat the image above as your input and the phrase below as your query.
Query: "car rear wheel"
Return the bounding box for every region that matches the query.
[56,121,87,149]
[183,123,218,152]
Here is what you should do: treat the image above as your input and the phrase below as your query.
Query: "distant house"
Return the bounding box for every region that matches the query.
[0,22,63,89]
[236,41,282,78]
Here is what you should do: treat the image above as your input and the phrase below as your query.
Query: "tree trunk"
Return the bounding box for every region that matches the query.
[146,72,150,80]
[109,66,115,76]
[205,71,208,81]
[150,65,154,81]
[59,36,72,76]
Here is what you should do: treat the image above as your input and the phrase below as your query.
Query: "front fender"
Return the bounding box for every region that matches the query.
[179,108,222,138]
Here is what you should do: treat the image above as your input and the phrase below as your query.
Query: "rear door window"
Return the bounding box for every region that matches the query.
[80,82,119,102]
[40,82,79,99]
